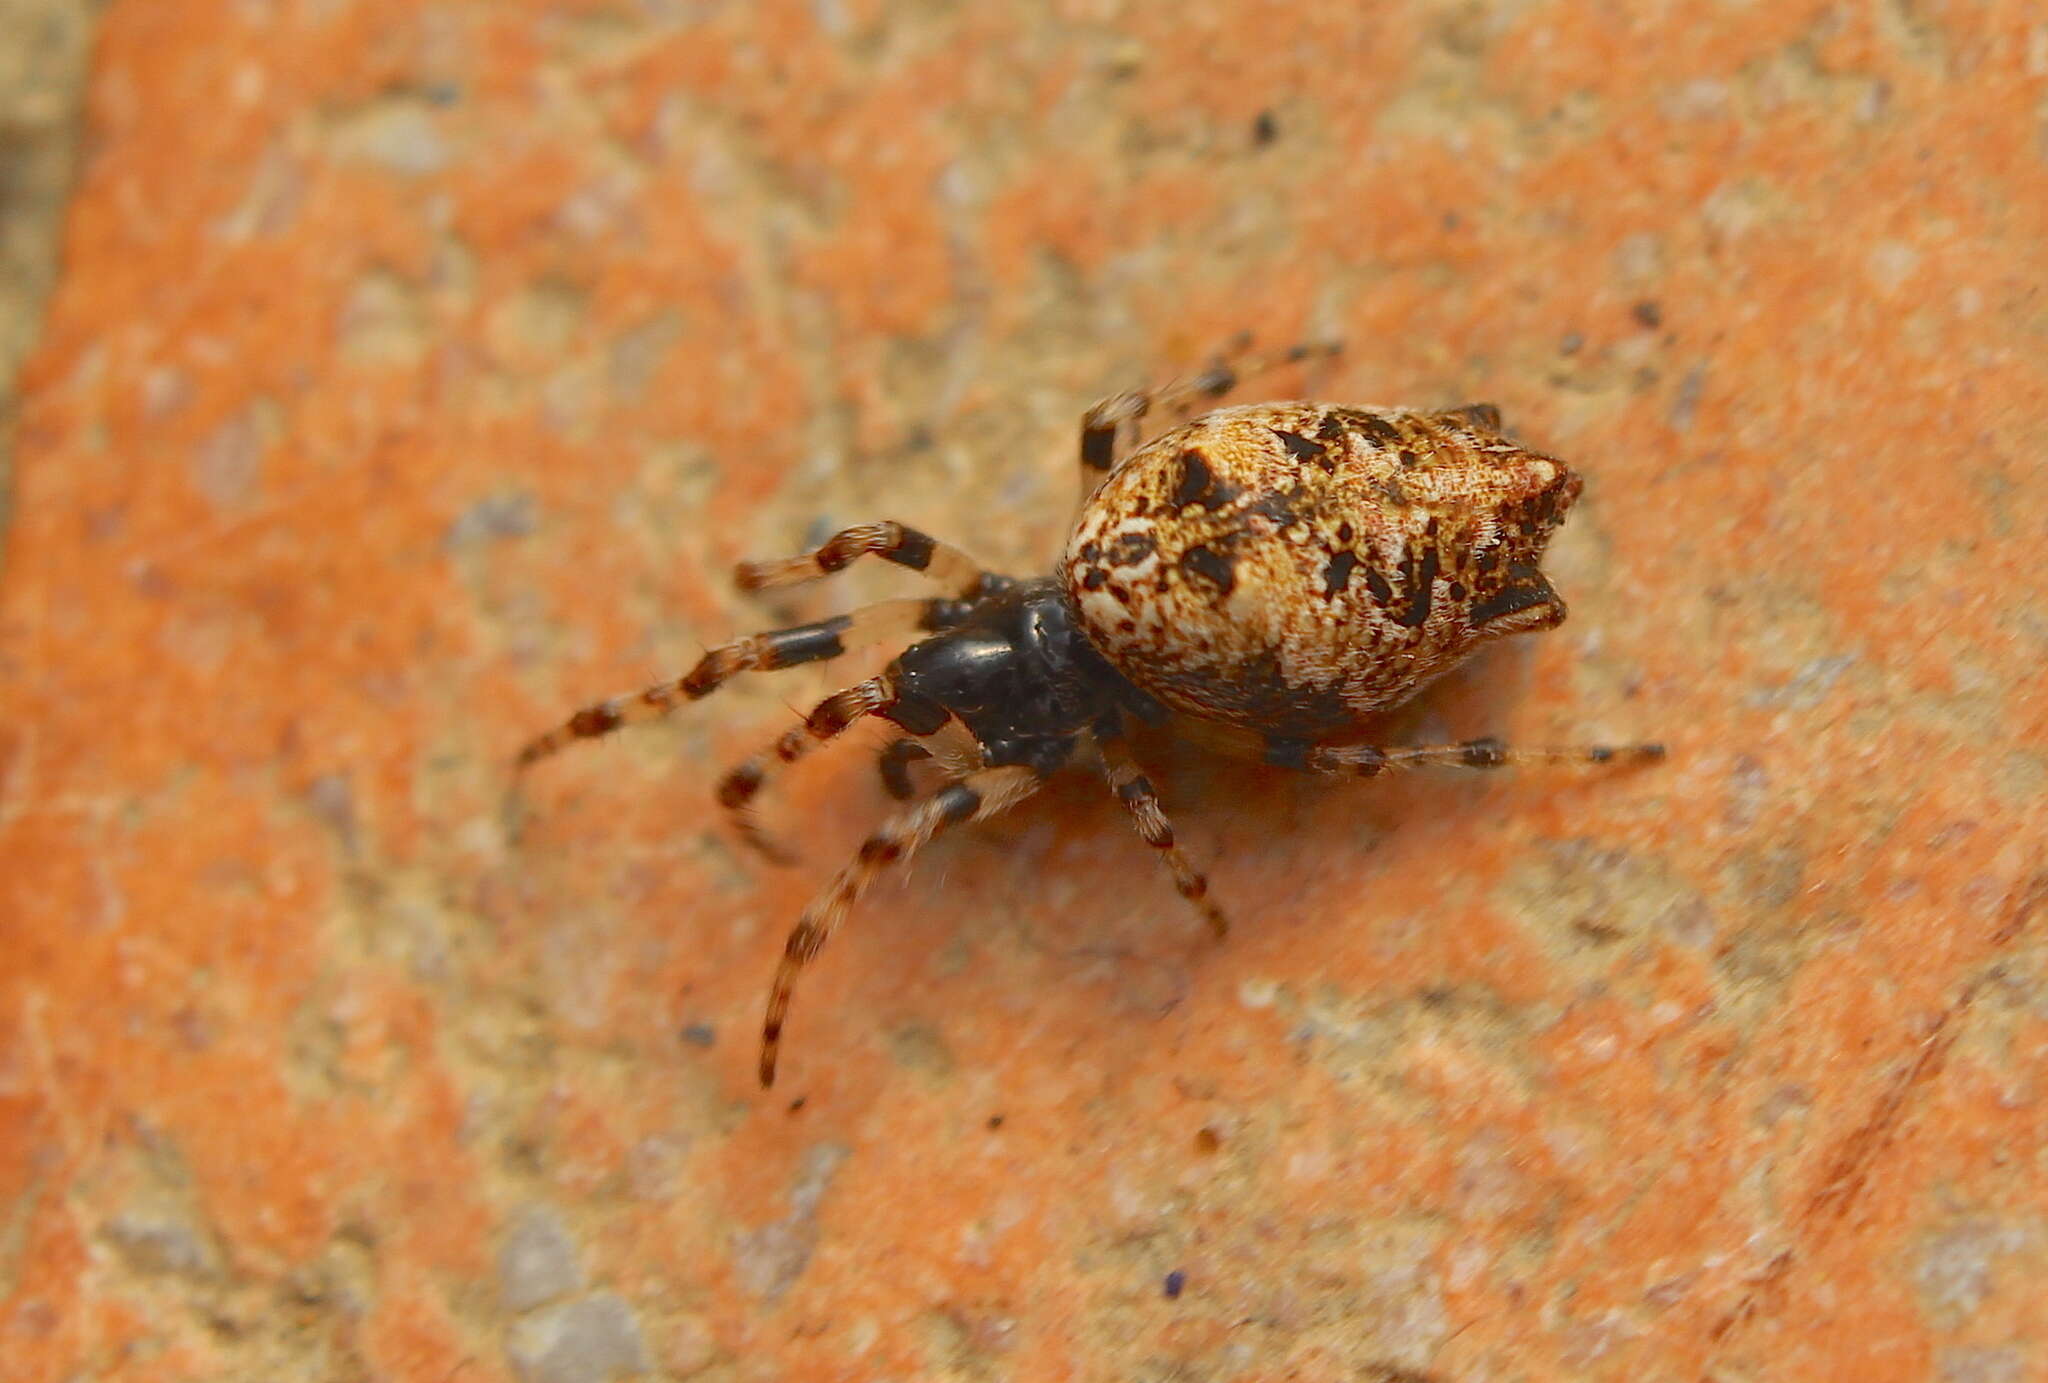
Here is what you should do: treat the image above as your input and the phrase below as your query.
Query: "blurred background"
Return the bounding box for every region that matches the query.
[0,0,94,557]
[1,4,2044,1381]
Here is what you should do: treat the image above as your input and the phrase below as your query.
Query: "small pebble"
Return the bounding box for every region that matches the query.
[498,1205,583,1313]
[506,1293,648,1383]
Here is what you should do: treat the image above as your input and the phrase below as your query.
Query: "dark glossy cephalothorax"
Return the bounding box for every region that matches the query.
[883,578,1156,778]
[514,342,1663,1087]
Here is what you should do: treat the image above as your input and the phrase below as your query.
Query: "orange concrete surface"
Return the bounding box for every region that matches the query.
[2,2,2045,1379]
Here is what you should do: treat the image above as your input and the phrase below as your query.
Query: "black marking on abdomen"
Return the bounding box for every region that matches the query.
[1342,410,1404,449]
[1104,530,1157,566]
[1471,569,1557,625]
[1172,450,1241,511]
[1391,541,1440,629]
[1273,428,1328,466]
[1322,551,1359,597]
[1179,544,1237,597]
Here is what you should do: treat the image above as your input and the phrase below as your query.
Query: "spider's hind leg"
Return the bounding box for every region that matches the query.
[1172,719,1664,781]
[758,762,1044,1088]
[1076,336,1345,497]
[1300,738,1667,777]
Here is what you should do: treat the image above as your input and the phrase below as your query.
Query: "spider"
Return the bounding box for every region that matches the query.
[514,342,1663,1087]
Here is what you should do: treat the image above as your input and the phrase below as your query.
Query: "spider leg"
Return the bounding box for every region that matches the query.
[1076,336,1344,498]
[877,737,932,800]
[875,704,992,801]
[1165,717,1664,778]
[716,676,985,862]
[735,521,1005,599]
[1092,729,1228,939]
[713,675,897,863]
[758,762,1044,1087]
[513,597,970,773]
[1437,402,1504,433]
[1294,736,1667,776]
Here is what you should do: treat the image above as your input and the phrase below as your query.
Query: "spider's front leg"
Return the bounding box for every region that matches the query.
[759,762,1045,1088]
[735,520,1006,600]
[512,596,971,773]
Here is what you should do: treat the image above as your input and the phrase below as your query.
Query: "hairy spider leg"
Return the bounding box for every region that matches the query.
[716,674,986,863]
[759,763,1043,1088]
[1092,727,1228,939]
[1439,402,1504,433]
[1076,336,1347,498]
[875,711,1003,801]
[714,675,896,863]
[1299,738,1668,776]
[877,736,931,800]
[512,597,972,773]
[735,520,1005,599]
[1167,718,1665,778]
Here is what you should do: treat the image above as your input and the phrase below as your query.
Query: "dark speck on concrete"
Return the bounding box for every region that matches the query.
[679,1023,716,1048]
[1163,1270,1186,1300]
[1252,110,1277,146]
[1632,299,1664,329]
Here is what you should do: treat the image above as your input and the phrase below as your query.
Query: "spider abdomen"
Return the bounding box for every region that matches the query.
[1060,402,1582,738]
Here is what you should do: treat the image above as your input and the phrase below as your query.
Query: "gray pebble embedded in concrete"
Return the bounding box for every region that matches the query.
[731,1141,849,1300]
[104,1212,217,1281]
[506,1293,649,1383]
[498,1204,584,1313]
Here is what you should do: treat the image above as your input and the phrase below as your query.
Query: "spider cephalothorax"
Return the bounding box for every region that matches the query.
[515,343,1662,1086]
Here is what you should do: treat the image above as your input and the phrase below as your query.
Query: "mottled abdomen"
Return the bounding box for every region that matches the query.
[1059,401,1582,739]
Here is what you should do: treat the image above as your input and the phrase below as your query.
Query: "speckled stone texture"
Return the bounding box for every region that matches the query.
[2,3,2045,1380]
